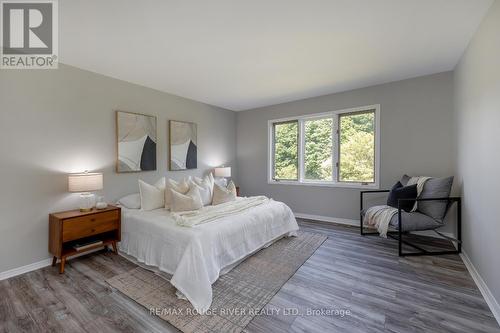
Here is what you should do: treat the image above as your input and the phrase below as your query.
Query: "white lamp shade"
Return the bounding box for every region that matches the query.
[214,167,231,178]
[68,172,103,192]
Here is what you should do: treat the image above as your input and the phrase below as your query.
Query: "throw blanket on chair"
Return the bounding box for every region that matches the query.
[363,205,398,238]
[173,196,270,227]
[363,176,431,237]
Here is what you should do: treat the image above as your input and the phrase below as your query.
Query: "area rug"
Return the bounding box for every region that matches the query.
[107,231,327,333]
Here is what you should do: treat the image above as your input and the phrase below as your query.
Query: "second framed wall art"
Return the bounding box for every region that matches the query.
[169,120,197,170]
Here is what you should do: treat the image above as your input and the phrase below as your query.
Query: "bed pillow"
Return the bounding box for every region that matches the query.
[386,181,417,212]
[165,178,190,209]
[139,178,166,211]
[170,185,203,212]
[208,172,215,191]
[194,173,215,194]
[214,176,228,188]
[117,193,141,209]
[212,181,237,205]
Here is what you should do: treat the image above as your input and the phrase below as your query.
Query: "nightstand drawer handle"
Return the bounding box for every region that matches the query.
[90,218,96,222]
[91,228,96,233]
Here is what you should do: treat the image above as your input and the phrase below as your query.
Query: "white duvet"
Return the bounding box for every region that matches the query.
[119,197,299,313]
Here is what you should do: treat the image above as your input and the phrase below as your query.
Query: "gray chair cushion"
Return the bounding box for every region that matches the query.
[389,211,443,232]
[361,208,443,232]
[418,176,454,221]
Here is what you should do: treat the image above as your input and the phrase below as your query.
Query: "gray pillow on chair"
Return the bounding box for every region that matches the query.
[400,174,411,186]
[417,177,454,221]
[400,175,453,221]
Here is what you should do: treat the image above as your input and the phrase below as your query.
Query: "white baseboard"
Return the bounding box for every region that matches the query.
[0,247,108,281]
[460,251,500,325]
[0,258,52,281]
[294,212,359,227]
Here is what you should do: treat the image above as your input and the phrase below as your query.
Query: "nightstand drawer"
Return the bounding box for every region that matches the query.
[62,210,119,242]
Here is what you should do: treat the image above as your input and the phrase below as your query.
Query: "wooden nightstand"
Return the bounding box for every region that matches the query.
[236,186,240,196]
[49,205,121,274]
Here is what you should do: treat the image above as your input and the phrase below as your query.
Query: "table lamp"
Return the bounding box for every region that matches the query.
[214,166,231,187]
[68,171,103,212]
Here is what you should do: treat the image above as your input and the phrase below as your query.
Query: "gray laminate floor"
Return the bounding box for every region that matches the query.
[1,219,498,333]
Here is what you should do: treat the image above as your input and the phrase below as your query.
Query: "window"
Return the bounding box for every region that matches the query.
[268,105,379,188]
[272,121,299,180]
[338,111,375,183]
[304,117,333,181]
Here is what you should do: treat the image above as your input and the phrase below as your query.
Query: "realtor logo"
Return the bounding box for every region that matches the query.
[1,0,58,69]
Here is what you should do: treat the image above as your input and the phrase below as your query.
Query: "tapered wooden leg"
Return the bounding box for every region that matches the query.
[52,256,57,267]
[111,241,118,254]
[59,257,66,274]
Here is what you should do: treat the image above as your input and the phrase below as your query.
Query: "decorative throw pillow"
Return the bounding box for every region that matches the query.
[191,176,213,206]
[227,180,236,194]
[170,185,203,212]
[117,193,141,209]
[417,176,454,221]
[139,178,166,211]
[165,178,190,209]
[387,181,417,212]
[212,181,237,205]
[400,174,411,186]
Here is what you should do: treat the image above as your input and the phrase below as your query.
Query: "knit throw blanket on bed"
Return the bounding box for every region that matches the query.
[173,196,270,227]
[363,176,431,237]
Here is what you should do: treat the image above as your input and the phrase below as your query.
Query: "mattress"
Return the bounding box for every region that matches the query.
[119,197,299,313]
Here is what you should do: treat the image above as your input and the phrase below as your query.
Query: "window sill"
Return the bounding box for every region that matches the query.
[267,180,379,189]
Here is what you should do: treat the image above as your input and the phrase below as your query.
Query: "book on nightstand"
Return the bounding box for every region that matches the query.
[73,239,104,252]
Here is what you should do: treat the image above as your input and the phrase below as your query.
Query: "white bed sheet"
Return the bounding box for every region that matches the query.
[119,198,299,313]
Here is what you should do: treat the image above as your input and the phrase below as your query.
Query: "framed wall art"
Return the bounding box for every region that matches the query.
[169,120,197,170]
[116,111,157,172]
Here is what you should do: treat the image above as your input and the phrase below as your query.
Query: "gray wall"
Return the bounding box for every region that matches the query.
[0,64,237,273]
[236,72,456,221]
[454,0,500,306]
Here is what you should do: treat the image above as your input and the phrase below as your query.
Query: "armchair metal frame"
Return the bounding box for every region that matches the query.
[360,190,461,257]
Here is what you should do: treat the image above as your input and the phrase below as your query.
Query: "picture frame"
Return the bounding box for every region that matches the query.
[116,110,157,173]
[169,120,197,171]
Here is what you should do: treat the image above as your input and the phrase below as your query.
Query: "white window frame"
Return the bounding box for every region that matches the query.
[267,104,380,189]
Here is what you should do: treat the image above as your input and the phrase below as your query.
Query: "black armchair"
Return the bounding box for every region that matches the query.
[360,190,462,257]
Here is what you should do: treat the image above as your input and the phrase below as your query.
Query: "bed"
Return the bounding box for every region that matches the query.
[118,197,299,313]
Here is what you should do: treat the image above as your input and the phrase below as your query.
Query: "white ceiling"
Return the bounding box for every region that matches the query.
[60,0,493,111]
